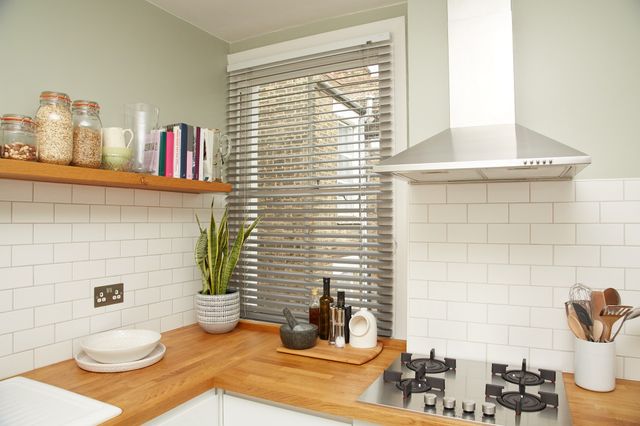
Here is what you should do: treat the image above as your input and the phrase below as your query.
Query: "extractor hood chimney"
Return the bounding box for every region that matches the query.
[374,0,591,183]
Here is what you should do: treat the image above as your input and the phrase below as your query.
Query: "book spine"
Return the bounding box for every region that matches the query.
[194,127,201,181]
[165,131,174,178]
[186,125,194,180]
[180,123,188,179]
[198,128,205,181]
[174,125,181,178]
[158,131,166,176]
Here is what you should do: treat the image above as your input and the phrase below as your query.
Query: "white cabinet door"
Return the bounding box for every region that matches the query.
[223,394,349,426]
[145,389,219,426]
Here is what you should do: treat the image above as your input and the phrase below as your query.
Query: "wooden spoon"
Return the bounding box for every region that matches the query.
[567,308,587,340]
[603,288,621,306]
[592,319,604,342]
[591,290,606,322]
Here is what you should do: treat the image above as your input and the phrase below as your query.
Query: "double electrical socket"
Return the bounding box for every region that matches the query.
[94,283,124,307]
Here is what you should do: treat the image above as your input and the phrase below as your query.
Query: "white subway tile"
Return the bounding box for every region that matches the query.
[0,290,11,312]
[510,245,553,265]
[468,323,508,344]
[148,270,172,287]
[54,242,89,263]
[411,185,446,204]
[407,318,429,337]
[488,224,529,244]
[0,266,33,290]
[0,179,32,201]
[429,319,467,340]
[32,183,71,203]
[135,287,161,305]
[182,310,196,326]
[428,281,466,301]
[72,224,105,242]
[552,287,570,308]
[148,207,173,223]
[160,313,183,332]
[409,243,428,261]
[0,224,33,245]
[577,224,624,245]
[577,267,625,289]
[105,257,135,276]
[530,348,573,372]
[89,205,120,223]
[406,336,447,355]
[429,205,467,223]
[55,280,90,302]
[121,206,148,222]
[448,263,487,283]
[408,299,447,319]
[601,201,640,223]
[34,341,72,368]
[468,204,508,223]
[554,245,600,267]
[134,189,160,207]
[160,283,183,301]
[135,255,160,273]
[172,267,193,283]
[0,247,9,268]
[149,300,173,319]
[72,185,105,204]
[105,188,134,205]
[160,223,183,238]
[182,194,203,208]
[446,184,486,203]
[553,202,599,223]
[159,192,183,207]
[552,330,572,351]
[428,243,466,262]
[134,223,160,239]
[618,290,640,308]
[488,182,529,203]
[531,266,575,287]
[409,261,447,281]
[160,253,183,270]
[55,318,89,341]
[468,283,509,304]
[33,224,72,244]
[0,334,11,356]
[12,244,53,266]
[488,264,530,285]
[625,357,640,380]
[510,203,552,223]
[468,244,508,264]
[624,180,640,200]
[447,340,487,362]
[602,246,640,268]
[616,335,640,358]
[487,344,529,365]
[171,237,193,253]
[627,269,640,291]
[14,285,54,309]
[531,224,576,245]
[172,295,194,313]
[181,281,199,296]
[14,325,54,351]
[447,224,487,243]
[122,305,148,326]
[531,307,566,329]
[105,223,134,241]
[90,311,121,333]
[626,225,640,245]
[0,351,34,379]
[408,204,429,223]
[448,302,487,322]
[408,280,428,299]
[509,326,552,349]
[0,308,33,334]
[121,273,147,291]
[530,181,575,202]
[72,298,103,319]
[576,180,623,201]
[35,302,72,326]
[172,208,195,223]
[0,202,11,223]
[73,260,105,280]
[121,240,147,257]
[54,204,90,223]
[89,241,121,260]
[510,286,553,307]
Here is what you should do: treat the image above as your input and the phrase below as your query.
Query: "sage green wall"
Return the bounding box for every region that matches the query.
[512,0,640,179]
[229,3,407,53]
[0,0,228,129]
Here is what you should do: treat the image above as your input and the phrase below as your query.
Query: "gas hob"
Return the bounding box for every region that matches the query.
[357,349,571,425]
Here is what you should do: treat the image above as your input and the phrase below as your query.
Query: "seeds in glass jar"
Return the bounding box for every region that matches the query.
[1,142,38,161]
[36,103,73,165]
[72,127,102,168]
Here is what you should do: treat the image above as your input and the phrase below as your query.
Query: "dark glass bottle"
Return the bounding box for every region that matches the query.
[308,287,320,327]
[319,277,333,340]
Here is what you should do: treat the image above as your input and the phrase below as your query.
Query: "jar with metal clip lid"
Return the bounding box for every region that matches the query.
[1,114,37,161]
[36,91,73,165]
[71,100,102,168]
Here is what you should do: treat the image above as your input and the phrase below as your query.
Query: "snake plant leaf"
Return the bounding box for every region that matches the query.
[207,212,217,295]
[221,219,246,295]
[194,229,209,293]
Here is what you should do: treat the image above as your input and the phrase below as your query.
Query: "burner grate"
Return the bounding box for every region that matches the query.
[502,370,544,386]
[497,391,546,412]
[396,379,431,394]
[404,348,455,374]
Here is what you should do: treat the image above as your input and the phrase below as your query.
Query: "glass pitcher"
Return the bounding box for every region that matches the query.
[212,131,231,182]
[124,103,159,173]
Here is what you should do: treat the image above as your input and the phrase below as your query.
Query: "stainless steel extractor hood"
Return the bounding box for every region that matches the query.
[375,0,591,183]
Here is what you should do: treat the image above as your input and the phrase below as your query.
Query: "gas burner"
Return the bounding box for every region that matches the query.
[383,364,445,398]
[492,359,556,385]
[497,391,546,412]
[402,349,456,374]
[397,378,431,393]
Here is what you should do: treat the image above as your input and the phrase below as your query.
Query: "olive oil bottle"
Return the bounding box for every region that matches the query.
[318,277,333,340]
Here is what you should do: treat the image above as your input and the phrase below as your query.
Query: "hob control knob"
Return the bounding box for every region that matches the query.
[443,396,456,410]
[462,400,476,413]
[424,393,437,407]
[482,402,496,416]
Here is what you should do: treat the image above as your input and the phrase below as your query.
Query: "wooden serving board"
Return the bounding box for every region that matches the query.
[276,341,383,365]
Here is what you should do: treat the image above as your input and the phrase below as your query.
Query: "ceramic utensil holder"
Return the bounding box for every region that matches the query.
[574,337,616,392]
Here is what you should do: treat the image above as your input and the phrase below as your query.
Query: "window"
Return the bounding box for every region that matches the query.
[227,31,396,336]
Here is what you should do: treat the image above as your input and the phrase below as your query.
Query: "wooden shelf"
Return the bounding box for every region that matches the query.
[0,159,232,193]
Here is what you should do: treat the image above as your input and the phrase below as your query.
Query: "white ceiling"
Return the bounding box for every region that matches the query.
[147,0,404,43]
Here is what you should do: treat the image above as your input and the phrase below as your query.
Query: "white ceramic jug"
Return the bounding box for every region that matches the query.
[349,308,377,348]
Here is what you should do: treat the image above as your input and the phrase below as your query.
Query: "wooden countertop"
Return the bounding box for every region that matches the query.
[23,321,640,425]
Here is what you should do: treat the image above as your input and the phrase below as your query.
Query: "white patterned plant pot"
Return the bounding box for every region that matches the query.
[195,289,240,334]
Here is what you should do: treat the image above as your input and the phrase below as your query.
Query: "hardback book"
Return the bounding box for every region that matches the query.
[158,130,167,176]
[165,131,174,178]
[172,125,181,178]
[186,125,194,180]
[194,127,201,181]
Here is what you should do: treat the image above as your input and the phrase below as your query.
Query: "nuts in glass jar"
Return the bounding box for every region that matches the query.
[2,142,38,161]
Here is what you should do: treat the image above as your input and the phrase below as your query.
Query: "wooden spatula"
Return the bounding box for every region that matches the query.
[600,305,632,342]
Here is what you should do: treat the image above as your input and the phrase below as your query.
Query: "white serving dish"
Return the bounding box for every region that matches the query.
[80,329,161,364]
[76,343,166,373]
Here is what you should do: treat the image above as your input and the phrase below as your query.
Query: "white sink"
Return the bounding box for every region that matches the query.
[0,377,121,426]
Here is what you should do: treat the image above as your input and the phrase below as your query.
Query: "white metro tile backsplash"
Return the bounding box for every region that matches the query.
[407,179,640,379]
[0,179,224,379]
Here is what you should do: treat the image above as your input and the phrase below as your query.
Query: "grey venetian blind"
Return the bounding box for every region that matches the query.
[226,37,394,336]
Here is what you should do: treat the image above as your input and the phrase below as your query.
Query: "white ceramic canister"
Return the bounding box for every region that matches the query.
[574,337,616,392]
[349,308,377,348]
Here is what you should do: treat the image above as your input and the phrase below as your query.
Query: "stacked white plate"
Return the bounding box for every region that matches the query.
[75,329,166,373]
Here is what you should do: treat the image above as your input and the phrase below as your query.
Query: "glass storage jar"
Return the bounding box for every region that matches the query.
[71,100,102,168]
[1,114,37,161]
[35,91,73,165]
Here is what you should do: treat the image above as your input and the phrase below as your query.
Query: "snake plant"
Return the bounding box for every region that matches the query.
[195,206,261,295]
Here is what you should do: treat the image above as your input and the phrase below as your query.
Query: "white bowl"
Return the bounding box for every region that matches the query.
[80,329,161,364]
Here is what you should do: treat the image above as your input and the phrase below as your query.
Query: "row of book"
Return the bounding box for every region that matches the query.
[143,123,220,181]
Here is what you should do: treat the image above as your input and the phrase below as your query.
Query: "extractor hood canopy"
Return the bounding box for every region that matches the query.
[374,0,591,183]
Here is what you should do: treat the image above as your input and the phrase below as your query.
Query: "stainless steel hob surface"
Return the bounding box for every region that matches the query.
[358,351,571,425]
